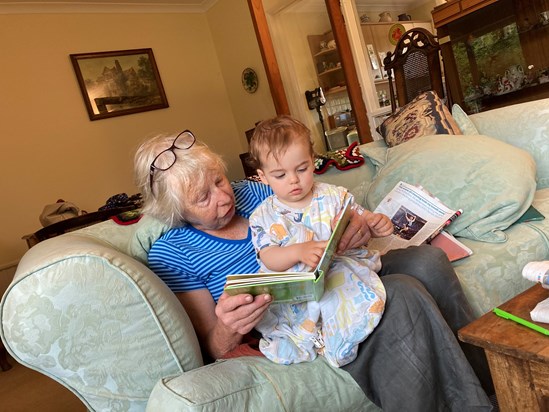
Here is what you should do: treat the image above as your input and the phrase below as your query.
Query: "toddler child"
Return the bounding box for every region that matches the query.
[248,115,391,367]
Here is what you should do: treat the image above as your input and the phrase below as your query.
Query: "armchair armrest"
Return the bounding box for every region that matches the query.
[1,232,202,411]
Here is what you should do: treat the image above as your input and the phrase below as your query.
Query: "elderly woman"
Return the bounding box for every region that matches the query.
[134,130,492,411]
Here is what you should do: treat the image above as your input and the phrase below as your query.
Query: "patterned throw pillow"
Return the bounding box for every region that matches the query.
[378,91,462,147]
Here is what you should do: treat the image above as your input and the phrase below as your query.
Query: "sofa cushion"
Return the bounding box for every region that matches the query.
[359,140,389,169]
[452,104,479,135]
[365,134,537,242]
[378,91,462,147]
[146,356,376,412]
[129,215,170,264]
[469,98,549,189]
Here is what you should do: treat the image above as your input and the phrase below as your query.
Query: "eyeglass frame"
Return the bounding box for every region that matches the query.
[149,129,196,195]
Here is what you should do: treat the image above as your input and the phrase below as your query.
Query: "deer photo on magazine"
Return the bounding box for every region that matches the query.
[368,181,462,255]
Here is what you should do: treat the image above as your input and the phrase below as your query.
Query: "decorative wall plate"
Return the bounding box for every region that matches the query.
[389,24,406,45]
[242,67,259,93]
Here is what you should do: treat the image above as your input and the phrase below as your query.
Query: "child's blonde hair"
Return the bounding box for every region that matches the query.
[249,115,314,170]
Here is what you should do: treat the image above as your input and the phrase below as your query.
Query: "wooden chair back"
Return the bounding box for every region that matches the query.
[383,28,448,112]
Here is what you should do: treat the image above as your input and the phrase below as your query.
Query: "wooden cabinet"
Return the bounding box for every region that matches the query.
[308,32,346,94]
[433,0,549,113]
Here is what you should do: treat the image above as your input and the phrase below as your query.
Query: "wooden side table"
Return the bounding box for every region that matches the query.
[459,284,549,411]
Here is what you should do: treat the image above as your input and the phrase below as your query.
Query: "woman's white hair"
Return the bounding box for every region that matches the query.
[134,133,227,227]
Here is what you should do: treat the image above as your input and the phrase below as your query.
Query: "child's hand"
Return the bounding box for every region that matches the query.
[365,212,393,238]
[296,240,328,269]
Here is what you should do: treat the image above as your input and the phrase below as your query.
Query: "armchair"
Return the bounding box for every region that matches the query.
[1,215,372,411]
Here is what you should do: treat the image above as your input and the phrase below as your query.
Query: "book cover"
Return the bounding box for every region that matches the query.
[224,196,353,304]
[429,230,473,262]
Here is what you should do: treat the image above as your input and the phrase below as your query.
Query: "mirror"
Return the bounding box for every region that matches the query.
[248,0,441,148]
[248,0,373,149]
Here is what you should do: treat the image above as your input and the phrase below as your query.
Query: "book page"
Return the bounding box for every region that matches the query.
[315,195,352,278]
[368,181,458,255]
[225,271,315,287]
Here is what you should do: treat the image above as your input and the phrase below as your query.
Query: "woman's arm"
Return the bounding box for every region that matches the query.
[175,289,271,359]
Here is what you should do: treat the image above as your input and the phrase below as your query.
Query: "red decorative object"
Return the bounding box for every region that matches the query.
[314,142,365,175]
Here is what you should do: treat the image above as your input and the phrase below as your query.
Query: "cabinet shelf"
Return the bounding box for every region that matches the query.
[318,67,343,76]
[324,85,347,95]
[314,48,338,58]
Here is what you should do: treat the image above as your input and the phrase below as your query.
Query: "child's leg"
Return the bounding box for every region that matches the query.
[256,301,321,364]
[320,256,386,367]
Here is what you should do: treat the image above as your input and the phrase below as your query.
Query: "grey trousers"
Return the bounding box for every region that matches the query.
[342,245,492,411]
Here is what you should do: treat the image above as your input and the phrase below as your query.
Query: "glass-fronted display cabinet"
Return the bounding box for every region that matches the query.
[433,0,549,113]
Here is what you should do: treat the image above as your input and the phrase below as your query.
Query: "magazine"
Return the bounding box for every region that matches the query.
[224,196,353,304]
[367,181,462,255]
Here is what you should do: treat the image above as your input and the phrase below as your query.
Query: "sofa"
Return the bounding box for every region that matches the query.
[1,97,548,411]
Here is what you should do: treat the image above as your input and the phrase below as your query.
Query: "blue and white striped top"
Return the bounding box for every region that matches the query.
[148,180,273,302]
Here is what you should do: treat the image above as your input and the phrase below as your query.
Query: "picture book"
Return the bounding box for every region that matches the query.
[224,196,353,304]
[429,230,473,262]
[367,181,462,255]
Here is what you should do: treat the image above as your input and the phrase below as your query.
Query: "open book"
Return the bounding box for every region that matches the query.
[368,181,462,255]
[224,196,353,304]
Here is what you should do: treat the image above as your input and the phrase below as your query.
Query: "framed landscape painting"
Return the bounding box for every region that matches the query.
[70,48,169,121]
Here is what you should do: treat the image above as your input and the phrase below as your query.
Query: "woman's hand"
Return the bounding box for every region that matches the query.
[337,205,372,253]
[216,292,272,336]
[366,212,393,238]
[176,289,271,359]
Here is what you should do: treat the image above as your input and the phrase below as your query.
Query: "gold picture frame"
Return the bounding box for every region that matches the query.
[70,48,169,121]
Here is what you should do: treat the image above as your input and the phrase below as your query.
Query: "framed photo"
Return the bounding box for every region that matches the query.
[70,48,168,121]
[378,52,390,79]
[366,44,379,70]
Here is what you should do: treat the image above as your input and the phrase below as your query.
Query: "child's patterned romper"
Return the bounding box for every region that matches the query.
[249,182,386,367]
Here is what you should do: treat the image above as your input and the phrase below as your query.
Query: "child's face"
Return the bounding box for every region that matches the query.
[257,140,315,208]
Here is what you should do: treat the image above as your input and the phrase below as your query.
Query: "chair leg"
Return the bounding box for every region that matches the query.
[0,341,12,371]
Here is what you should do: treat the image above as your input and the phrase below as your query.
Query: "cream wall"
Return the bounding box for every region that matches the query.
[207,1,276,136]
[268,10,332,151]
[0,2,275,267]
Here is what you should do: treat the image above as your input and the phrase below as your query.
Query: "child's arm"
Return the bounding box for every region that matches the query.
[258,240,328,272]
[364,210,393,238]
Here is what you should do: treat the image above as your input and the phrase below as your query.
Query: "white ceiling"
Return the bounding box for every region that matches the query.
[0,0,433,14]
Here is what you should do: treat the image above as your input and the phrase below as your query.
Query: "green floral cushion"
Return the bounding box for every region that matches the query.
[378,91,462,147]
[1,234,202,411]
[469,98,549,189]
[147,356,375,411]
[366,134,537,242]
[451,104,479,135]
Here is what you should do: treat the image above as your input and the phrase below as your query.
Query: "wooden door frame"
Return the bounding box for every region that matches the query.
[247,0,373,142]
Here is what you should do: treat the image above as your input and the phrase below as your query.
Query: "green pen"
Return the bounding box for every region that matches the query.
[493,307,549,336]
